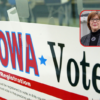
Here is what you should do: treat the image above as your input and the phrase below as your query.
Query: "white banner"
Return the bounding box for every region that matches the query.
[0,21,100,100]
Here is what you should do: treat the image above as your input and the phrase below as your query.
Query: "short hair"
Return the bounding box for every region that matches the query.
[87,11,100,30]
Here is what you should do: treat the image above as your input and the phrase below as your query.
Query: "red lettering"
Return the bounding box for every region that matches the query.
[26,34,39,76]
[0,31,8,66]
[6,32,23,71]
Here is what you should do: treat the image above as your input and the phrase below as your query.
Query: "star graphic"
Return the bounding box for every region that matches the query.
[39,55,47,65]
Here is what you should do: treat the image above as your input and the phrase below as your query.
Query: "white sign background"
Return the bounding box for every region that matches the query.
[0,21,100,100]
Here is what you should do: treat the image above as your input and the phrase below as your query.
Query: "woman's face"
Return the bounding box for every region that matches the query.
[90,15,100,32]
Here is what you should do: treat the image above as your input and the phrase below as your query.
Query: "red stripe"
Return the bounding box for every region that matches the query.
[0,70,88,100]
[0,97,6,100]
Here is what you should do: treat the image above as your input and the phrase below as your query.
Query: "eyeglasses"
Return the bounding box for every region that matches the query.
[90,18,100,22]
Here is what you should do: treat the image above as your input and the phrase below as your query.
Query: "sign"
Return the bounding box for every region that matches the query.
[0,21,100,100]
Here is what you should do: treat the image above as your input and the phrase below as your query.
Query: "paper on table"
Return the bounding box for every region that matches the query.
[7,7,20,21]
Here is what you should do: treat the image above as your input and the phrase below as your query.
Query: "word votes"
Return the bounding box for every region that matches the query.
[0,30,100,94]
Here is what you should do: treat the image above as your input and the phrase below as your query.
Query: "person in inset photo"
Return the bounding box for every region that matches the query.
[81,11,100,46]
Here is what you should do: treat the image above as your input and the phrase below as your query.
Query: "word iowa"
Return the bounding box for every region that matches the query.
[0,30,39,76]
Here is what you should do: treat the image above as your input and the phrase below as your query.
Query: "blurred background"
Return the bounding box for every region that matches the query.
[0,0,100,27]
